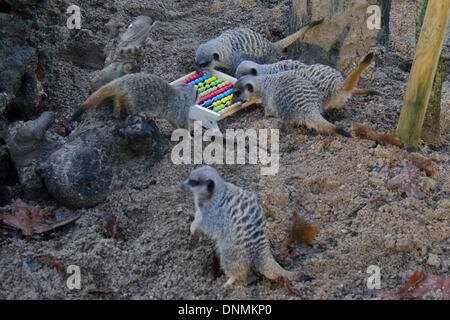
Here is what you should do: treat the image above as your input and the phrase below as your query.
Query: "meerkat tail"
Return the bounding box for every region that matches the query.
[325,52,374,110]
[352,88,379,95]
[258,250,299,281]
[304,109,352,138]
[342,53,374,93]
[70,81,120,121]
[276,18,324,50]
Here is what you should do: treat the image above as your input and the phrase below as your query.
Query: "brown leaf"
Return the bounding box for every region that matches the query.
[386,165,427,200]
[34,254,64,276]
[404,152,437,178]
[351,122,403,147]
[370,197,387,204]
[102,212,124,240]
[0,199,81,237]
[404,274,450,299]
[285,211,319,247]
[397,270,425,296]
[374,272,449,300]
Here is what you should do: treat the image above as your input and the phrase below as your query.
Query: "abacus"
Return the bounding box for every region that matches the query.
[170,70,255,129]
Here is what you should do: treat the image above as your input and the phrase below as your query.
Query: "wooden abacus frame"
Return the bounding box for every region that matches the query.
[170,70,256,129]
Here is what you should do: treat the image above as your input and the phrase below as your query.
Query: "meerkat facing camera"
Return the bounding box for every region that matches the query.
[181,166,299,287]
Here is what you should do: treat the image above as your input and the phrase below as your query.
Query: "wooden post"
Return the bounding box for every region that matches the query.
[416,0,444,147]
[396,0,449,152]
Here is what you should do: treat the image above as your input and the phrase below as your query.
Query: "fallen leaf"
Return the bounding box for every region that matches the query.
[351,122,403,147]
[404,152,437,178]
[386,165,426,200]
[293,176,304,180]
[34,254,64,275]
[370,197,387,204]
[373,272,449,300]
[102,212,124,240]
[397,270,425,296]
[285,211,319,248]
[0,199,80,237]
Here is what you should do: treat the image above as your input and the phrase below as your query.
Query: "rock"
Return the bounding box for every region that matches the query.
[0,4,51,120]
[289,0,390,74]
[427,254,441,268]
[0,145,10,184]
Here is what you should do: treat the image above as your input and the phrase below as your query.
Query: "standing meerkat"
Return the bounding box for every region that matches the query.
[71,72,199,130]
[181,166,299,287]
[235,53,376,110]
[194,19,324,75]
[232,73,352,137]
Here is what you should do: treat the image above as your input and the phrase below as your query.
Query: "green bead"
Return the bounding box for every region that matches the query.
[205,84,210,89]
[226,101,232,106]
[214,104,226,112]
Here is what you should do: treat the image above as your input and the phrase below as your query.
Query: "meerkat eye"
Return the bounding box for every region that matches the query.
[245,83,254,93]
[188,179,199,187]
[213,53,220,61]
[250,68,257,76]
[199,62,209,68]
[234,90,241,97]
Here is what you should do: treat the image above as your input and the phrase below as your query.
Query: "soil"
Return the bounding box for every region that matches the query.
[0,0,448,300]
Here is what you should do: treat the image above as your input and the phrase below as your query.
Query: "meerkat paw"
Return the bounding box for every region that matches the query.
[190,221,200,236]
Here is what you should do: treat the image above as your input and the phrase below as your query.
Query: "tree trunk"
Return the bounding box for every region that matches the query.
[396,0,449,152]
[417,0,443,147]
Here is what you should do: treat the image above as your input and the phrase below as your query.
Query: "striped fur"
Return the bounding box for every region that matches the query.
[71,72,198,130]
[235,53,375,110]
[232,74,351,137]
[181,166,298,287]
[195,20,323,75]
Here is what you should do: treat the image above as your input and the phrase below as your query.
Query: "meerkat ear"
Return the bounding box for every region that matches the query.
[245,82,254,93]
[206,179,215,194]
[250,68,257,76]
[213,53,220,61]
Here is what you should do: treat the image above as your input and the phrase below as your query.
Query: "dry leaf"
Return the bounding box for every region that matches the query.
[397,270,425,296]
[373,272,449,300]
[102,212,124,240]
[386,165,426,200]
[370,197,387,204]
[351,122,403,147]
[0,199,80,237]
[285,211,319,248]
[35,254,64,275]
[404,152,437,178]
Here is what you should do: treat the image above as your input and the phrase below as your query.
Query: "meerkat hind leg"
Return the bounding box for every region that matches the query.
[113,94,133,119]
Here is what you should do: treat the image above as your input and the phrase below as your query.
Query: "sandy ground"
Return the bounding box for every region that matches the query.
[0,0,448,300]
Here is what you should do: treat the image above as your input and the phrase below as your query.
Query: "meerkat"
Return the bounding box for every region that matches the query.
[232,73,352,137]
[235,53,376,111]
[181,166,299,287]
[70,72,199,130]
[195,19,324,75]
